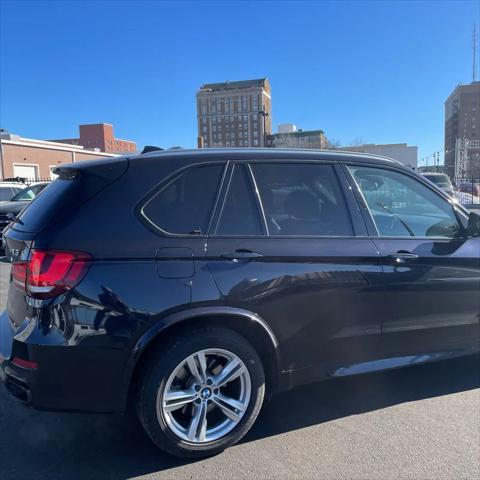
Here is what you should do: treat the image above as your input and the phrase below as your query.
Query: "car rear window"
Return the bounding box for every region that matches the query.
[14,178,74,233]
[142,164,225,235]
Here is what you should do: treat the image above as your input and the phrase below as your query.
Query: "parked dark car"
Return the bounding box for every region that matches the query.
[0,182,50,237]
[0,182,24,203]
[1,149,479,458]
[422,172,455,197]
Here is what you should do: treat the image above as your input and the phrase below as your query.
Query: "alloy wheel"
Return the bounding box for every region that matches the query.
[158,348,252,443]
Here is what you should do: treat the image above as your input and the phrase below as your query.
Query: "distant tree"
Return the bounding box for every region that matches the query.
[325,138,341,150]
[348,137,366,147]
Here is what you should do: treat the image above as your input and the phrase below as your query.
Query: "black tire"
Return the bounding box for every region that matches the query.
[136,327,265,458]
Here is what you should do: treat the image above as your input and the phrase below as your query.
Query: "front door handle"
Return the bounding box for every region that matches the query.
[387,251,419,264]
[221,249,263,260]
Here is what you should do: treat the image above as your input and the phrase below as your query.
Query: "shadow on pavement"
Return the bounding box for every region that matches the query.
[0,355,478,479]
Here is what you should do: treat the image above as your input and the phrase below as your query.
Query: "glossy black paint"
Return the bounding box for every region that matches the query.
[0,149,479,413]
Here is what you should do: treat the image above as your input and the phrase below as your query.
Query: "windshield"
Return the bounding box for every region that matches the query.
[424,174,453,189]
[11,184,47,202]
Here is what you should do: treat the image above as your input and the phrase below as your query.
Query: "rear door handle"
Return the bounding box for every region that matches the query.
[221,249,263,260]
[387,251,419,263]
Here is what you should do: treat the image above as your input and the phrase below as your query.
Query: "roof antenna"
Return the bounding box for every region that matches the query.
[141,145,163,154]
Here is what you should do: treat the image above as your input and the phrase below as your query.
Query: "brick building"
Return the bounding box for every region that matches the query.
[196,79,272,148]
[267,124,327,149]
[53,123,137,154]
[0,130,118,181]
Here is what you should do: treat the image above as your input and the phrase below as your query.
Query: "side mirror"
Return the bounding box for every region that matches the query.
[466,211,480,237]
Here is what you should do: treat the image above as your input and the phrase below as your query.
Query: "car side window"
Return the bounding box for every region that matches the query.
[142,164,224,235]
[215,165,263,236]
[251,163,353,236]
[348,166,461,238]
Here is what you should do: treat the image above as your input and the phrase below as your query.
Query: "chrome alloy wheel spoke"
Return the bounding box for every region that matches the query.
[164,388,197,412]
[213,358,246,388]
[186,351,208,385]
[187,402,208,442]
[212,392,247,422]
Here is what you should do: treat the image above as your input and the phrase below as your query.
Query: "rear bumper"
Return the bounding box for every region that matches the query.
[0,310,128,413]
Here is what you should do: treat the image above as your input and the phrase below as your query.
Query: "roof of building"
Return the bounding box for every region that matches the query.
[0,134,118,157]
[199,78,269,92]
[270,129,325,137]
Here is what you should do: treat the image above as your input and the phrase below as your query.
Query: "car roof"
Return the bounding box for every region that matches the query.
[0,182,24,187]
[422,172,448,177]
[128,147,405,168]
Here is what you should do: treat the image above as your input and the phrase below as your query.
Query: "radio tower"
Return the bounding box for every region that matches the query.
[474,24,478,82]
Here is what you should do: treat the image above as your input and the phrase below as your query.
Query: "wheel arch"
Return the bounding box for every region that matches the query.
[123,307,281,412]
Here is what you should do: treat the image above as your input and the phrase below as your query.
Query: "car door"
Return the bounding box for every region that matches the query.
[206,160,384,385]
[346,164,480,362]
[139,162,228,305]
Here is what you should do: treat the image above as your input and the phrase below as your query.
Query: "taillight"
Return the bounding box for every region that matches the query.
[12,357,38,370]
[12,250,91,299]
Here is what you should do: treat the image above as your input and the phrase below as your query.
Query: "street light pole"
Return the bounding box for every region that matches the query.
[259,107,269,147]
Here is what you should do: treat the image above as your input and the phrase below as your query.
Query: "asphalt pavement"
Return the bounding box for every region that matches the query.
[0,256,479,480]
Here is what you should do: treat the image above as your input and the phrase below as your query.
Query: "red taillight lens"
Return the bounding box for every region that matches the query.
[12,357,38,370]
[13,250,91,299]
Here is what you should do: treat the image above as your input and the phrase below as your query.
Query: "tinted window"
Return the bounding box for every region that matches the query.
[11,185,44,201]
[252,163,353,236]
[216,165,262,236]
[15,179,73,232]
[13,187,35,201]
[349,166,461,238]
[143,164,224,235]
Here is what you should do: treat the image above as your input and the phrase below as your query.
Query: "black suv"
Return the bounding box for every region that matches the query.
[1,149,479,458]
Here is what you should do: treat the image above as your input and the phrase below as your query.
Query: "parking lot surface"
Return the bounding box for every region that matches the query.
[0,256,479,480]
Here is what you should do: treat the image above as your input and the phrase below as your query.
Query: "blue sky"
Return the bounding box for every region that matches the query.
[0,0,478,165]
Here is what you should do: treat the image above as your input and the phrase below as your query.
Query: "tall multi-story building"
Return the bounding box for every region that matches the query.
[53,123,137,154]
[196,79,272,148]
[444,81,480,177]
